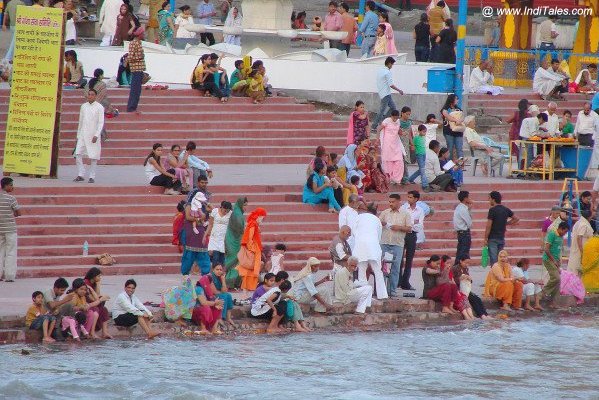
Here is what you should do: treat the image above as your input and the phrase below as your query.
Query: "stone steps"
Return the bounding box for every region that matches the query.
[0,89,344,165]
[10,180,593,278]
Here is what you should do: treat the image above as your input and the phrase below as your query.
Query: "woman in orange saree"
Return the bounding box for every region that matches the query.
[484,250,523,310]
[236,208,267,291]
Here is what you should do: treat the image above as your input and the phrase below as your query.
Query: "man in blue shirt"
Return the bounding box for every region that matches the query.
[179,141,213,189]
[358,0,378,57]
[197,0,217,45]
[372,56,404,130]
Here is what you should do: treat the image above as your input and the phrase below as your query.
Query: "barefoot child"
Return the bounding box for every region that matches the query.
[26,291,57,343]
[251,280,292,333]
[61,311,89,342]
[251,273,276,304]
[513,258,544,311]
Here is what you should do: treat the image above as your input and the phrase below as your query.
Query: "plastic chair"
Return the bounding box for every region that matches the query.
[482,136,509,153]
[481,136,510,176]
[469,146,482,176]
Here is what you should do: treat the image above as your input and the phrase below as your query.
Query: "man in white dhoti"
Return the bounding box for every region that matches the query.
[99,0,124,46]
[567,210,594,275]
[468,60,503,96]
[74,90,104,184]
[533,59,568,100]
[338,194,359,250]
[334,256,373,313]
[353,203,388,299]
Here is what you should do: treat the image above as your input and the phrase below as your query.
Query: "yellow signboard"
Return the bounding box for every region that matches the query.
[3,6,64,175]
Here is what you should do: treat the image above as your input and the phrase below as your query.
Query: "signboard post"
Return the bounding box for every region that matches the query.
[2,6,64,177]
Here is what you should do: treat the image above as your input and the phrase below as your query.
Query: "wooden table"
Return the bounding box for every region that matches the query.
[509,140,579,180]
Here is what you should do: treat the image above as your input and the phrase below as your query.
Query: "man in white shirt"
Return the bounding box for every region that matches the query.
[372,57,404,130]
[453,190,472,261]
[468,60,503,95]
[541,102,560,136]
[353,203,388,299]
[334,256,373,313]
[533,59,568,99]
[74,89,104,184]
[424,140,453,191]
[398,191,424,290]
[518,107,548,168]
[574,102,599,147]
[112,279,160,339]
[338,194,359,249]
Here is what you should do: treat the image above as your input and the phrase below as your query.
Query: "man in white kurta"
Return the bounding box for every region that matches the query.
[334,256,373,313]
[74,90,104,183]
[352,207,388,299]
[99,0,124,46]
[468,61,503,96]
[338,194,359,250]
[533,59,567,98]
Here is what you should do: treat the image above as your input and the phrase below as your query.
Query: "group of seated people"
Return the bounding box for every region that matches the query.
[144,141,212,195]
[472,57,598,100]
[422,252,552,319]
[301,136,470,213]
[190,53,272,104]
[25,268,160,342]
[533,58,598,100]
[302,142,394,212]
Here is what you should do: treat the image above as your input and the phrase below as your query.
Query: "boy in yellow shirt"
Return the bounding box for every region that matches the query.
[26,291,57,343]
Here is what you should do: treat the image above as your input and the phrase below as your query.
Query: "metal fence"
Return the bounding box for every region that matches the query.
[464,46,599,88]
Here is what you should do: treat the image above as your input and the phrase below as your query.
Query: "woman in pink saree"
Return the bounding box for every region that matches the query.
[379,12,397,54]
[379,110,405,185]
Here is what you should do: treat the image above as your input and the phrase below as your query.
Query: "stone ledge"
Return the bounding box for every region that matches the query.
[3,294,597,345]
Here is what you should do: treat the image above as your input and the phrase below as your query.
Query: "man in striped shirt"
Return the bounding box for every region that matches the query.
[0,177,21,282]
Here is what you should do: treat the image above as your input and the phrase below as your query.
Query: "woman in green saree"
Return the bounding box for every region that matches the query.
[157,1,175,45]
[225,197,248,288]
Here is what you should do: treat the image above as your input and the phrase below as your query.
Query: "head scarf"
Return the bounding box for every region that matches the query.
[292,257,321,283]
[227,197,247,237]
[225,6,242,28]
[241,208,267,250]
[338,144,358,170]
[241,55,252,77]
[198,274,215,300]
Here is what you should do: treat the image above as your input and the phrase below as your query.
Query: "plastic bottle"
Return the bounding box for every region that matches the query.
[83,241,89,257]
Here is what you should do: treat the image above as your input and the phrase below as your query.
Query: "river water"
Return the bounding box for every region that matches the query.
[1,318,598,400]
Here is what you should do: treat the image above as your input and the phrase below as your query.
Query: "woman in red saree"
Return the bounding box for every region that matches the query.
[192,274,223,334]
[236,208,267,291]
[357,145,389,193]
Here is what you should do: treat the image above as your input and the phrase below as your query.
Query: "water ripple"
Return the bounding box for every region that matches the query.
[1,319,598,400]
